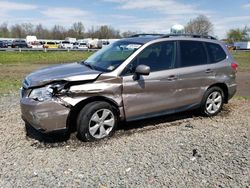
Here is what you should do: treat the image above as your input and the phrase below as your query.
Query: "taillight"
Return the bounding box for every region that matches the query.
[231,61,238,71]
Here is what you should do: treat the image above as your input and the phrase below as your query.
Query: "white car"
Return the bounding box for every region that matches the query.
[59,41,73,49]
[27,41,43,48]
[73,42,88,50]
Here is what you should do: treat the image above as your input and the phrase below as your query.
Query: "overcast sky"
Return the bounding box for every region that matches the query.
[0,0,250,38]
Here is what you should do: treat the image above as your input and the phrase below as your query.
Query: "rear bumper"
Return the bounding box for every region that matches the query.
[20,98,70,133]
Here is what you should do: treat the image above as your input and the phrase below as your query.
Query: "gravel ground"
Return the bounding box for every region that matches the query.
[0,95,249,188]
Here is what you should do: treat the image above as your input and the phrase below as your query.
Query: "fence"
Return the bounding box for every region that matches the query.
[0,48,99,52]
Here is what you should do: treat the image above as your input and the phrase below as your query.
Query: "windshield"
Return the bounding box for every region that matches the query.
[84,40,142,72]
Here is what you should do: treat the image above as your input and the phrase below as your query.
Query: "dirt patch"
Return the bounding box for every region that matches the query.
[237,71,250,96]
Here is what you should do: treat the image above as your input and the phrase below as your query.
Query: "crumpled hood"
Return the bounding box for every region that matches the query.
[23,62,101,88]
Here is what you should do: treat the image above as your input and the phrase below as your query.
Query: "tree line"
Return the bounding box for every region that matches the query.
[0,16,249,43]
[0,22,136,39]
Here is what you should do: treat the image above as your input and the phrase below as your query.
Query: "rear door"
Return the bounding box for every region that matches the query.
[174,40,212,107]
[121,41,178,120]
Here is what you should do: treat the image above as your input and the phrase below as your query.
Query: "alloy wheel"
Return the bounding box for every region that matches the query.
[88,109,115,139]
[206,91,222,114]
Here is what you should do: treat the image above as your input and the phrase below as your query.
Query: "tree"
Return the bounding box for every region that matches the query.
[95,25,120,39]
[0,23,9,38]
[227,27,249,43]
[21,23,34,36]
[0,22,123,39]
[10,24,25,38]
[242,26,250,40]
[51,25,66,40]
[71,22,85,38]
[121,31,138,38]
[85,25,120,39]
[34,24,51,39]
[185,15,213,35]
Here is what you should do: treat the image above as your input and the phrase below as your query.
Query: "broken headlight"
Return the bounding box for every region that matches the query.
[29,86,53,102]
[29,83,68,102]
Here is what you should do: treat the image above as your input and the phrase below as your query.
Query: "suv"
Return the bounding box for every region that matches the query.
[0,40,8,48]
[12,40,28,48]
[20,34,237,141]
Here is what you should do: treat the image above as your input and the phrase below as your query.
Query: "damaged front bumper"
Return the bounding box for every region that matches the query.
[20,97,70,133]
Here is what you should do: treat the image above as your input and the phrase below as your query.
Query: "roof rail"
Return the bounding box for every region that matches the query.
[161,34,217,40]
[129,33,165,38]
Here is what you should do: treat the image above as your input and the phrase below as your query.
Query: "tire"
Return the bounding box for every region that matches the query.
[77,101,118,141]
[201,86,224,117]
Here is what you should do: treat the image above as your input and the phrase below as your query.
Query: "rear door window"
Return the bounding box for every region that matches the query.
[179,41,207,67]
[206,42,227,63]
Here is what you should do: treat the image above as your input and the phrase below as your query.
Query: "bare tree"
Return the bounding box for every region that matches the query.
[10,24,25,38]
[21,23,34,36]
[121,31,138,38]
[72,22,85,38]
[51,25,66,40]
[96,25,120,39]
[85,25,120,39]
[34,24,51,39]
[0,22,124,39]
[185,15,213,35]
[0,22,9,38]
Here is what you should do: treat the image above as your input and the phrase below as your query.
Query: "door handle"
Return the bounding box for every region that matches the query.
[167,75,178,81]
[205,69,213,73]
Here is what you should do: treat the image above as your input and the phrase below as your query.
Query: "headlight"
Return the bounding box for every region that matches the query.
[29,86,53,102]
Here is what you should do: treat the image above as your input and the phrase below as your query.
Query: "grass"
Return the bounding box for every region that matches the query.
[0,51,93,94]
[0,51,249,95]
[231,51,250,72]
[234,96,250,100]
[0,51,93,65]
[0,64,48,94]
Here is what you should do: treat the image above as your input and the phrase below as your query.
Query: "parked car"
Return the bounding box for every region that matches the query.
[101,40,110,48]
[43,41,58,49]
[73,42,88,50]
[27,41,43,48]
[11,40,28,48]
[20,34,237,141]
[0,40,8,48]
[6,40,12,48]
[59,41,73,49]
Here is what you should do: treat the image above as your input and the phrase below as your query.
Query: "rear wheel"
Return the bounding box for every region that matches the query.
[201,86,224,116]
[77,101,118,141]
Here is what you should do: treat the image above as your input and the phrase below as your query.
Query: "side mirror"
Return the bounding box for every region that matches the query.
[133,64,150,80]
[135,64,150,75]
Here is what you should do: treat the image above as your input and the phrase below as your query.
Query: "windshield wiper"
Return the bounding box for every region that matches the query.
[81,61,95,70]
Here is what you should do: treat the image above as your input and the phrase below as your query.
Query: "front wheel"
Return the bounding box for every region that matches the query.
[77,101,118,141]
[201,86,224,116]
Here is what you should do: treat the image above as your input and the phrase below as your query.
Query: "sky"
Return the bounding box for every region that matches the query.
[0,0,250,39]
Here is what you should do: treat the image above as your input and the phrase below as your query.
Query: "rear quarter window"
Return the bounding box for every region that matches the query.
[206,42,227,63]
